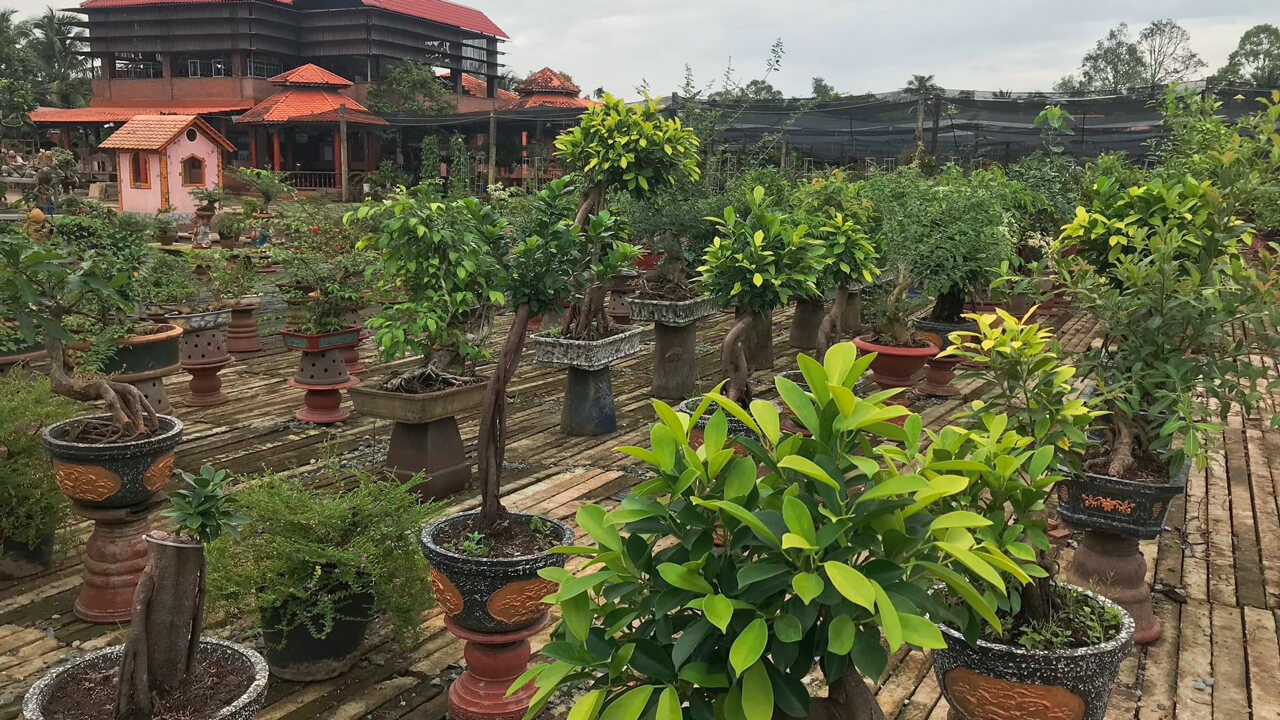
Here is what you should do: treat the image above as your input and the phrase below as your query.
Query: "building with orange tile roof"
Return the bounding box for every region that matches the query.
[99,115,234,214]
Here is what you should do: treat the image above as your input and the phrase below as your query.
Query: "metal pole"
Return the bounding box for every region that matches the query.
[487,109,498,188]
[339,105,349,203]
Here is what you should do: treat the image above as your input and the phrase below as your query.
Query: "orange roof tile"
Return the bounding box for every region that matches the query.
[269,64,353,88]
[236,89,387,125]
[100,115,235,151]
[515,68,581,96]
[29,102,253,123]
[510,93,598,110]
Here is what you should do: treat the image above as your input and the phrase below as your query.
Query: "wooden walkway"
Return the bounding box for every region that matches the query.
[1,304,1277,720]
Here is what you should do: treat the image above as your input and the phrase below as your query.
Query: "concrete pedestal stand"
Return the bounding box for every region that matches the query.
[71,501,152,624]
[184,356,234,407]
[789,298,826,351]
[1067,530,1160,644]
[444,615,548,720]
[630,296,717,400]
[171,310,233,408]
[288,374,359,425]
[562,367,617,436]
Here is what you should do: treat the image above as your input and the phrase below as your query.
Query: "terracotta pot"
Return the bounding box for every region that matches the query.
[851,335,939,390]
[42,414,183,509]
[23,638,268,720]
[282,328,361,424]
[913,318,976,397]
[280,326,362,353]
[420,510,573,634]
[933,585,1134,720]
[633,251,663,272]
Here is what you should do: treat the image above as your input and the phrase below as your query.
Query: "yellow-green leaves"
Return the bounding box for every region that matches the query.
[729,619,767,675]
[658,563,714,594]
[792,573,824,604]
[778,455,839,490]
[823,561,875,611]
[567,690,606,720]
[750,399,781,445]
[703,593,734,632]
[740,663,773,720]
[655,687,682,720]
[599,686,655,720]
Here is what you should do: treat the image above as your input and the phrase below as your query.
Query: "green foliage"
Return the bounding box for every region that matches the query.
[204,467,441,647]
[351,185,505,369]
[516,344,1050,720]
[448,134,471,199]
[556,94,702,198]
[1032,105,1074,154]
[213,212,247,238]
[1006,152,1084,233]
[160,465,247,544]
[419,135,441,185]
[1013,589,1123,651]
[189,186,227,211]
[697,186,824,313]
[0,369,80,547]
[1215,24,1280,88]
[365,59,456,115]
[503,180,581,316]
[458,532,492,558]
[790,170,879,293]
[137,250,197,307]
[234,167,292,207]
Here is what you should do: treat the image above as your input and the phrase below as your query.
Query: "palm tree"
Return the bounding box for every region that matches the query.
[20,9,92,109]
[902,74,942,157]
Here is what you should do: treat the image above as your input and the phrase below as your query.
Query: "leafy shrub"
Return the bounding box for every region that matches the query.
[0,369,81,547]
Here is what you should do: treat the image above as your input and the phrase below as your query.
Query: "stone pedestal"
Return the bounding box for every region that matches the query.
[227,304,262,354]
[445,615,548,720]
[562,366,616,436]
[789,299,826,351]
[179,325,233,408]
[652,323,698,400]
[1067,529,1160,644]
[184,357,234,407]
[71,502,152,624]
[916,356,964,397]
[288,376,360,424]
[387,418,471,501]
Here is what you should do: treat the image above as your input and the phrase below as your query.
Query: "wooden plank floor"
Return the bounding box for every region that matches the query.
[1,304,1276,720]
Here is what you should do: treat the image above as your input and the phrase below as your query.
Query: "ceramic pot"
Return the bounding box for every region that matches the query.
[933,585,1135,720]
[23,638,268,720]
[227,302,262,354]
[0,531,55,581]
[260,590,375,682]
[42,414,183,509]
[420,510,573,634]
[1055,462,1188,540]
[851,335,939,390]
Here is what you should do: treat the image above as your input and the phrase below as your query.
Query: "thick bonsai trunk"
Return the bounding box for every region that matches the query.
[722,313,753,405]
[563,284,611,340]
[807,671,886,720]
[1106,412,1137,479]
[816,287,850,359]
[929,286,966,324]
[115,534,205,720]
[46,338,157,436]
[573,183,606,230]
[477,304,532,530]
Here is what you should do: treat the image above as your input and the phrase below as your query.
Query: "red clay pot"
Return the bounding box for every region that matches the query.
[852,335,939,391]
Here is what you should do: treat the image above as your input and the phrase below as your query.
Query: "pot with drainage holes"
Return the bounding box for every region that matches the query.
[280,327,362,424]
[167,309,234,408]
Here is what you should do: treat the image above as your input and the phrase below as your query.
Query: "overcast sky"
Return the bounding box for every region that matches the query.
[8,0,1272,98]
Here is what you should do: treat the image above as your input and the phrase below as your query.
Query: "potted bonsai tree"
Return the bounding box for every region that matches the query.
[0,369,81,580]
[214,211,247,250]
[206,466,437,681]
[189,186,227,229]
[1051,177,1279,643]
[698,185,825,404]
[22,465,268,720]
[234,167,293,217]
[790,169,879,353]
[279,280,364,424]
[516,343,1045,720]
[530,95,702,435]
[347,185,505,499]
[153,212,177,246]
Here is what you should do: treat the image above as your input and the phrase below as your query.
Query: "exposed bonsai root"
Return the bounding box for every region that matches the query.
[47,339,157,437]
[476,304,532,529]
[816,287,850,359]
[381,366,479,394]
[809,670,886,720]
[1106,412,1137,479]
[722,313,753,405]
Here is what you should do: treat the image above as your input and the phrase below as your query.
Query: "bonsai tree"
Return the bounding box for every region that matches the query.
[552,94,701,339]
[0,369,81,578]
[234,167,293,214]
[213,212,247,244]
[516,344,1038,720]
[792,170,879,355]
[204,467,437,665]
[351,184,506,378]
[1055,179,1280,479]
[188,186,227,213]
[698,186,825,401]
[0,225,156,434]
[116,465,247,719]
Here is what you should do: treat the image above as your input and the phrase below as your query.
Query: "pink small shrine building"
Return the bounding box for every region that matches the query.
[100,114,235,214]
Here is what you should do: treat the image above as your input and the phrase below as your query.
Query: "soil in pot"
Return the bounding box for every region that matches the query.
[434,515,562,559]
[1083,445,1172,484]
[260,590,375,682]
[39,650,253,720]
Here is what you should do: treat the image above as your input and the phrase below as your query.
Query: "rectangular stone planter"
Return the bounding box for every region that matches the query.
[627,296,717,328]
[350,378,488,424]
[531,324,644,371]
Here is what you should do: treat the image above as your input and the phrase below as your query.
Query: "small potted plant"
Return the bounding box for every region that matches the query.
[22,465,268,720]
[0,370,81,580]
[347,187,505,498]
[189,185,227,229]
[530,95,702,435]
[206,466,438,681]
[517,343,1044,720]
[214,211,247,250]
[279,281,363,424]
[153,211,177,246]
[234,166,293,217]
[1051,177,1279,642]
[698,185,825,404]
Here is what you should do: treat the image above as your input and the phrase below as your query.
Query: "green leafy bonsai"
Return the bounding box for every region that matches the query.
[517,344,1049,720]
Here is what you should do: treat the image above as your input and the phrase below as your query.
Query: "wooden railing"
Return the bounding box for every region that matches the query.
[283,171,337,189]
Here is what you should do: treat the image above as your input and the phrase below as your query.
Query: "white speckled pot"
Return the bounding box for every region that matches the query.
[627,296,717,328]
[23,638,268,720]
[531,324,644,371]
[932,585,1135,720]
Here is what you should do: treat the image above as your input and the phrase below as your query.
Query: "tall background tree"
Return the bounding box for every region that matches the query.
[1055,20,1205,94]
[903,74,942,151]
[810,76,841,102]
[20,8,91,109]
[1216,24,1280,88]
[364,60,457,115]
